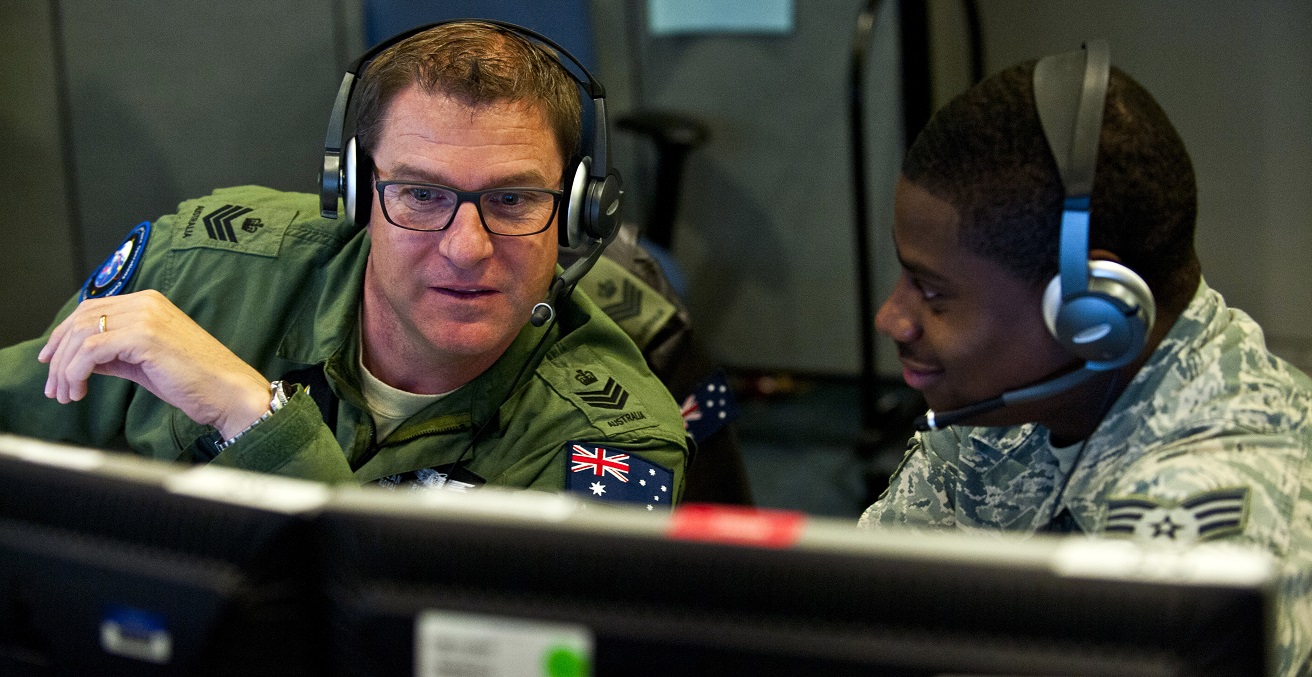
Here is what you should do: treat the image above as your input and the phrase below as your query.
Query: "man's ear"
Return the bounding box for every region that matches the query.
[1089,248,1123,264]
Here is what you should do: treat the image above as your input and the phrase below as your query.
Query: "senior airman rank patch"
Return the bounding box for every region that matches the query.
[1104,487,1249,544]
[564,442,673,510]
[80,221,150,301]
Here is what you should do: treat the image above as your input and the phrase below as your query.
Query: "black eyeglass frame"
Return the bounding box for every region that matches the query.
[374,180,565,236]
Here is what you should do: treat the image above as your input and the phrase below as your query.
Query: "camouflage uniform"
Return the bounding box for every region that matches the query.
[860,280,1312,677]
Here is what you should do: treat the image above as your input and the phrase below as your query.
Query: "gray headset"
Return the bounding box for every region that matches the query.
[1035,39,1155,371]
[318,20,623,326]
[318,19,622,251]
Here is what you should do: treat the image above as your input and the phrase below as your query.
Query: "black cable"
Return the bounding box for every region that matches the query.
[848,0,884,441]
[898,0,933,145]
[962,0,985,85]
[439,286,572,483]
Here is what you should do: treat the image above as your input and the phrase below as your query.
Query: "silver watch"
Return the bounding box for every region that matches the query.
[215,381,289,452]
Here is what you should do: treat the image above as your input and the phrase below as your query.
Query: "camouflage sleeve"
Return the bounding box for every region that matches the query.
[1096,434,1312,677]
[858,431,959,529]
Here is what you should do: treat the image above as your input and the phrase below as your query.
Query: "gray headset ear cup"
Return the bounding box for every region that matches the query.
[343,137,375,228]
[1042,260,1155,370]
[585,172,623,242]
[561,159,590,248]
[343,138,358,225]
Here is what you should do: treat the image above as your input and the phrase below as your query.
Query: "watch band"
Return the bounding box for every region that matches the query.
[214,381,289,452]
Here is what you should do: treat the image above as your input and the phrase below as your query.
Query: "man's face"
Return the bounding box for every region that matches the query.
[876,177,1076,425]
[363,84,562,381]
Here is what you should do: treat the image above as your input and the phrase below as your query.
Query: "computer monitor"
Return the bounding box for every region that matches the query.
[315,486,1276,677]
[0,433,331,676]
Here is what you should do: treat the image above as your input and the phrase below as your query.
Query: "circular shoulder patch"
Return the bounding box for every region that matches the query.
[80,221,151,301]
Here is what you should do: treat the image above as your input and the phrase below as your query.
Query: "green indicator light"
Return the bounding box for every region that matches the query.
[543,644,590,677]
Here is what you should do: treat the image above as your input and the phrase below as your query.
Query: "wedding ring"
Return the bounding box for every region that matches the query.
[98,314,108,334]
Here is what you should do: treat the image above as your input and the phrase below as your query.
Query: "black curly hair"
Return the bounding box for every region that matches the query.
[902,58,1200,307]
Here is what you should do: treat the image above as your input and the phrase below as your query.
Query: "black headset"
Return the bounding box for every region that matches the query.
[1034,39,1155,371]
[318,19,623,325]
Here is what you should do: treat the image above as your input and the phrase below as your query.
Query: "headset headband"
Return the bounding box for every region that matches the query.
[1034,39,1110,302]
[320,19,611,218]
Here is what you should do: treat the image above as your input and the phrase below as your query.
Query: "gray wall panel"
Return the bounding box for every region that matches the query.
[0,2,80,345]
[60,0,361,272]
[619,1,904,375]
[4,0,1309,378]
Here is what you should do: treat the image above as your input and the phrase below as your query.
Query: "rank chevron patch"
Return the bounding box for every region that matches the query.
[1104,487,1249,544]
[599,279,643,322]
[202,204,253,243]
[577,377,629,410]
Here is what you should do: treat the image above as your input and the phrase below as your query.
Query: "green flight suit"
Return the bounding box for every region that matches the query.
[0,186,690,503]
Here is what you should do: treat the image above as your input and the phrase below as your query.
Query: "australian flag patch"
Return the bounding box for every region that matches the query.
[681,369,739,443]
[1104,487,1249,544]
[80,221,150,301]
[564,442,673,510]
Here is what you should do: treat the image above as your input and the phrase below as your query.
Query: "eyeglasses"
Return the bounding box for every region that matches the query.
[375,180,563,236]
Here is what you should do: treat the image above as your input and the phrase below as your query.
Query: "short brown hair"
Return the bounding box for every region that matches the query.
[353,21,583,170]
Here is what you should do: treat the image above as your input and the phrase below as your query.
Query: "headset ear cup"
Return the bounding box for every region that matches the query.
[585,172,623,241]
[343,138,373,228]
[561,159,589,248]
[355,149,373,228]
[1043,260,1155,370]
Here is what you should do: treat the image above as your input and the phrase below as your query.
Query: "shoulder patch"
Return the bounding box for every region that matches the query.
[680,369,739,443]
[565,442,673,510]
[579,257,677,349]
[171,200,296,257]
[1103,487,1249,544]
[80,221,151,301]
[569,371,657,430]
[574,373,629,410]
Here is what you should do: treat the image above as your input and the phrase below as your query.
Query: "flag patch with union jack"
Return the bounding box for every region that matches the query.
[681,369,739,443]
[564,442,673,510]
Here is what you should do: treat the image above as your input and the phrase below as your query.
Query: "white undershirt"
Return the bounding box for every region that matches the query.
[1048,438,1084,475]
[358,351,452,442]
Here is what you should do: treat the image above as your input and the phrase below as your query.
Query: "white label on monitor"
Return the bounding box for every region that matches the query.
[416,610,593,677]
[412,487,580,524]
[0,434,105,471]
[1052,539,1274,587]
[165,465,330,514]
[100,606,172,664]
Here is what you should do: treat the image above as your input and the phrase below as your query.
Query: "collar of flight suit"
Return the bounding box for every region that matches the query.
[273,228,567,442]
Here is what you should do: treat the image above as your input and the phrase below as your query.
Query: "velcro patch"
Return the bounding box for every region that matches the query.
[1104,487,1249,544]
[377,463,487,493]
[564,442,673,510]
[171,201,295,257]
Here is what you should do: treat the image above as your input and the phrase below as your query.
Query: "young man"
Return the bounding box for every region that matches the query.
[859,44,1311,676]
[0,21,689,506]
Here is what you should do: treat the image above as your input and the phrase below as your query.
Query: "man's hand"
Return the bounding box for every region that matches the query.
[37,289,273,439]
